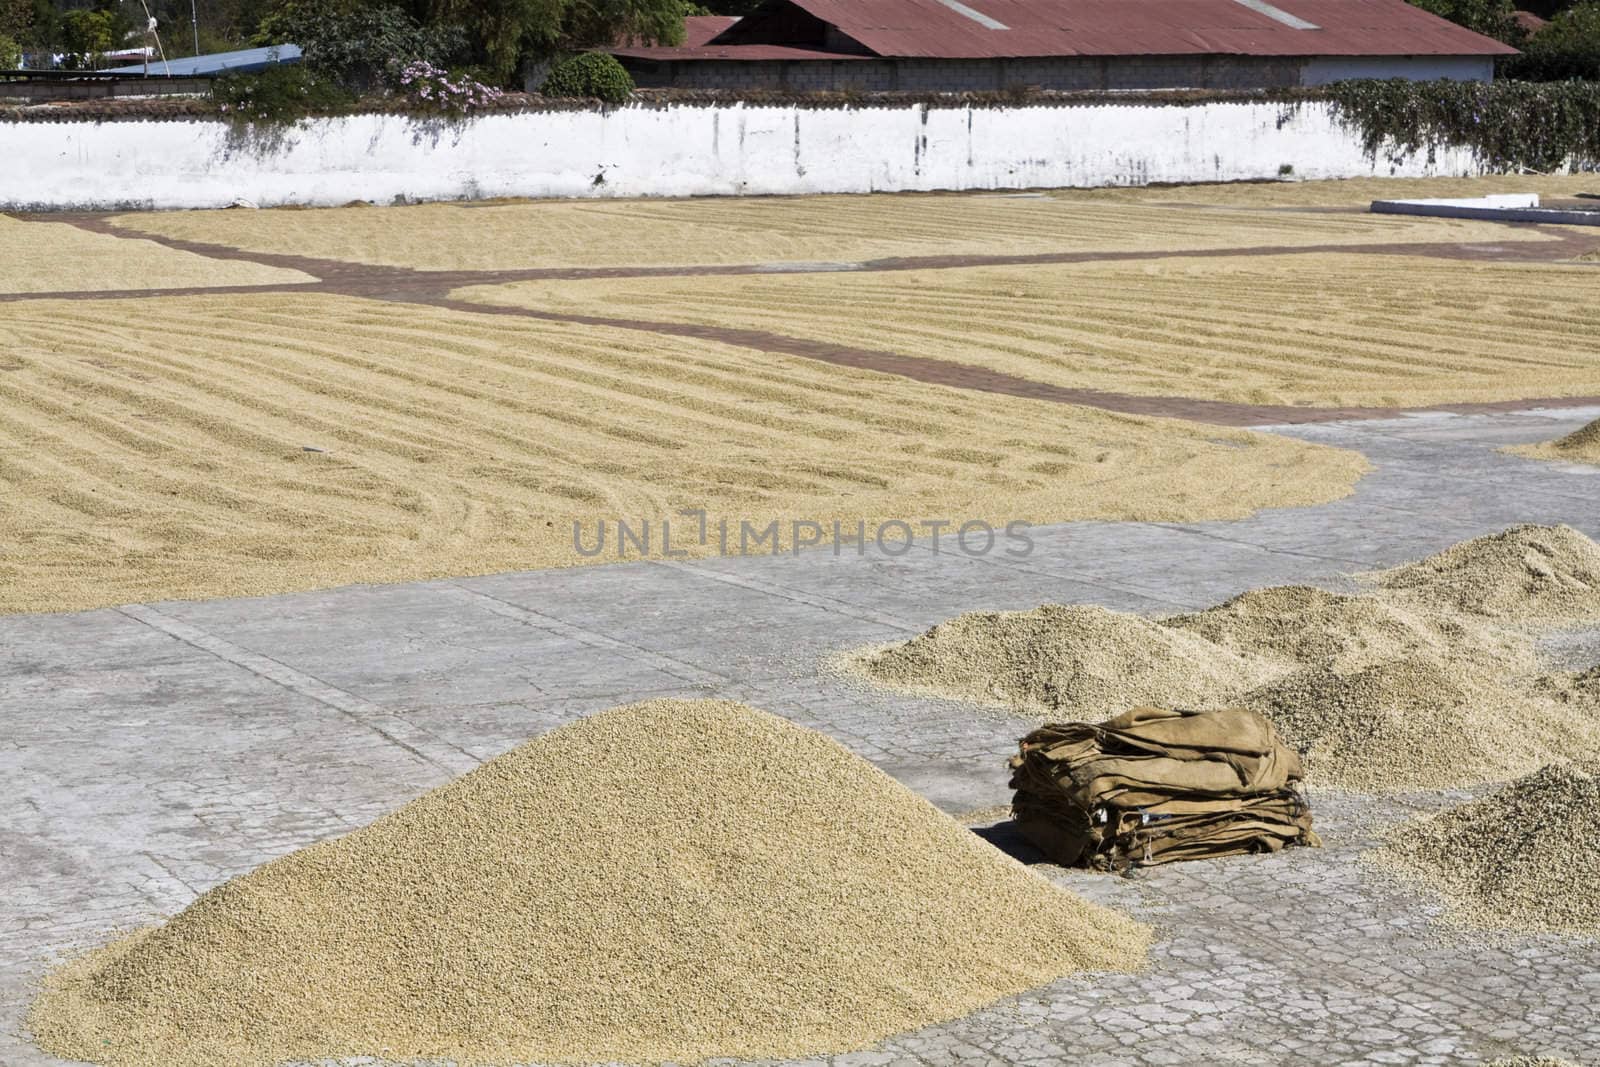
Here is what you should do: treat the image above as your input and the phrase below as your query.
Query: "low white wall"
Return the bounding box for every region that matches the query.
[0,100,1486,211]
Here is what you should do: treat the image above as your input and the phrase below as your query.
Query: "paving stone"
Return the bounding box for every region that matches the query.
[5,409,1600,1066]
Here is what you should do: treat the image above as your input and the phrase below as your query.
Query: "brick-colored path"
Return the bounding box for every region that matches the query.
[9,211,1600,428]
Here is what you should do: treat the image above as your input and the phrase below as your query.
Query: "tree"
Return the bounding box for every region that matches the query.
[555,0,684,51]
[1505,0,1600,79]
[0,0,22,65]
[1408,0,1524,43]
[250,0,683,88]
[142,0,276,56]
[0,0,29,40]
[696,0,764,14]
[426,0,681,83]
[425,0,558,82]
[60,7,126,68]
[255,2,466,87]
[21,0,59,49]
[1516,0,1586,18]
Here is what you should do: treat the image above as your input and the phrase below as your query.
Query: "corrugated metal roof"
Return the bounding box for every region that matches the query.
[709,0,1518,58]
[104,44,302,77]
[1512,9,1547,32]
[684,15,742,46]
[612,42,869,61]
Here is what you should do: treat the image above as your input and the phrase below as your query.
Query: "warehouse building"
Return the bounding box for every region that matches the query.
[609,0,1516,92]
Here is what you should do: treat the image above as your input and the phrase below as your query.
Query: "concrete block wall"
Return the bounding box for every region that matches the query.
[626,54,1481,92]
[1098,56,1304,90]
[0,76,212,103]
[1300,55,1494,85]
[0,99,1492,211]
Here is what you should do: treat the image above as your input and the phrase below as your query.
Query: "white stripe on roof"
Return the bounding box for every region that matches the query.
[1231,0,1320,29]
[931,0,1009,30]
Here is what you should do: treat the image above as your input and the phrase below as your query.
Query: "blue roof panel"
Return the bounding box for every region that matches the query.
[104,44,301,77]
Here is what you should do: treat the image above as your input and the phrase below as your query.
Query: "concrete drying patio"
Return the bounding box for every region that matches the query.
[5,405,1600,1067]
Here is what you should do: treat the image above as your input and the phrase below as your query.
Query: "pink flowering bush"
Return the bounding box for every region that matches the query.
[395,60,502,114]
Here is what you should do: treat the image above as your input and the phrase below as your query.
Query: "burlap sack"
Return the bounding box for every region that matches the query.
[1008,706,1319,870]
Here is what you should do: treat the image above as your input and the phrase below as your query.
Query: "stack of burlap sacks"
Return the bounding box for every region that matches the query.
[1008,707,1319,870]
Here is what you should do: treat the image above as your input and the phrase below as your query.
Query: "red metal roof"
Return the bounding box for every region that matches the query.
[611,42,869,61]
[683,15,742,46]
[613,14,856,61]
[1512,9,1547,32]
[709,0,1517,58]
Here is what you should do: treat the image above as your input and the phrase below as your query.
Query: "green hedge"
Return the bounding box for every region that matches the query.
[1326,78,1600,172]
[540,53,634,104]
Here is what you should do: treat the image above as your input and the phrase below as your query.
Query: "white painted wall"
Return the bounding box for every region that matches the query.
[1300,55,1494,85]
[0,99,1489,211]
